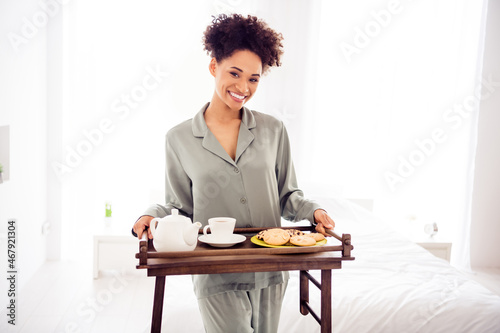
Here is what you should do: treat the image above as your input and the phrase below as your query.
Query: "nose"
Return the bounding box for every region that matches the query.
[236,81,249,94]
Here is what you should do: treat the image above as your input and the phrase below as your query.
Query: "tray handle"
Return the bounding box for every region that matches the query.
[138,232,149,265]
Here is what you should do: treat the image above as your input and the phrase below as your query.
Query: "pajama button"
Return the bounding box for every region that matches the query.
[234,167,240,173]
[240,197,247,204]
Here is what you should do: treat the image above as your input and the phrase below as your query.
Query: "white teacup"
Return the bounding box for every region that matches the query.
[203,217,236,242]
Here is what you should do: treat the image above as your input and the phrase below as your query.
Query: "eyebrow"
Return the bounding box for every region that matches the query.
[230,66,261,77]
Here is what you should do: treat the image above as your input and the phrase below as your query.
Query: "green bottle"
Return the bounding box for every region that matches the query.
[105,201,112,218]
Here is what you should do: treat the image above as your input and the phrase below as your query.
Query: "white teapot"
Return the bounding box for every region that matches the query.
[150,209,202,252]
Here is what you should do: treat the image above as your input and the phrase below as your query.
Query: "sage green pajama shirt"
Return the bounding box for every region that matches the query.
[142,103,321,332]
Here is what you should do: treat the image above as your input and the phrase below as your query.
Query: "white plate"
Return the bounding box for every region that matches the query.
[198,234,246,248]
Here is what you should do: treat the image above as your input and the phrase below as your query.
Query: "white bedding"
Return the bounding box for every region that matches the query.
[159,198,500,332]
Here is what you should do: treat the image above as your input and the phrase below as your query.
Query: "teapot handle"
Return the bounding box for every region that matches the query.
[150,217,160,238]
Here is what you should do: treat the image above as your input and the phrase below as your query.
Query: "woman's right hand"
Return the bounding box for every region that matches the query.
[133,215,154,239]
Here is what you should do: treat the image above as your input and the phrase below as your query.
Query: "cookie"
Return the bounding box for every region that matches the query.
[286,229,304,237]
[306,233,325,242]
[256,230,267,240]
[263,228,290,246]
[290,235,316,247]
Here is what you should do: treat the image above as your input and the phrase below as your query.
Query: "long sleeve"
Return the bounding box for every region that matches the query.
[142,133,193,219]
[275,123,321,223]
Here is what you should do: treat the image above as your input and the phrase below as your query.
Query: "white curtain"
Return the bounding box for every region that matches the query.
[59,0,486,270]
[305,0,486,270]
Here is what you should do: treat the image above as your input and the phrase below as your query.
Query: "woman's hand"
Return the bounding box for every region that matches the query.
[314,209,335,236]
[133,215,154,239]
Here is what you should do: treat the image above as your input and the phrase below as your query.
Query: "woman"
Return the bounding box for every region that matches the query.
[132,13,335,332]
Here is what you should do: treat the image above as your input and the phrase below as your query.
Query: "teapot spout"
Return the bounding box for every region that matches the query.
[183,222,202,246]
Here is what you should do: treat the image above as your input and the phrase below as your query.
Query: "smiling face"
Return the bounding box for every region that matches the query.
[209,49,262,112]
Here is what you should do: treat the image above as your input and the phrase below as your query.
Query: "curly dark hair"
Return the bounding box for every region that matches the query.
[203,14,284,73]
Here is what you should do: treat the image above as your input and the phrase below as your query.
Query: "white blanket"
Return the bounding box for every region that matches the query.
[280,198,500,332]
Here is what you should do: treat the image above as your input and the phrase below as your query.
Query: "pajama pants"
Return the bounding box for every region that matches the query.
[197,281,288,333]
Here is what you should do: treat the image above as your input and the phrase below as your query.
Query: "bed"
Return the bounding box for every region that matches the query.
[152,197,500,332]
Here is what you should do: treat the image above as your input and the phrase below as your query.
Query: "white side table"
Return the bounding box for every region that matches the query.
[93,223,139,279]
[414,237,452,262]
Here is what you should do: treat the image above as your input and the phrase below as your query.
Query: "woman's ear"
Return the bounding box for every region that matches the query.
[209,58,217,77]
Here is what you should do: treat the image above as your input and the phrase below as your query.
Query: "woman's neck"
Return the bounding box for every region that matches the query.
[205,93,242,123]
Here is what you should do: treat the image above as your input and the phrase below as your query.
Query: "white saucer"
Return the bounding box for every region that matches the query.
[198,234,246,248]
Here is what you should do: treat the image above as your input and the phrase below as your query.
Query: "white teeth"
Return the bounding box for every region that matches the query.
[229,91,245,100]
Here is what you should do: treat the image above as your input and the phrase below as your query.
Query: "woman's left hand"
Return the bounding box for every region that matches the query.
[314,209,335,236]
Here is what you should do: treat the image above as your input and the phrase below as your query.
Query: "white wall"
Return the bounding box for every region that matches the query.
[0,0,49,291]
[470,0,500,268]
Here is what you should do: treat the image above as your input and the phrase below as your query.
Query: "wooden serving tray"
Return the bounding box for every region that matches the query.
[136,226,354,266]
